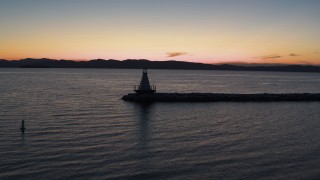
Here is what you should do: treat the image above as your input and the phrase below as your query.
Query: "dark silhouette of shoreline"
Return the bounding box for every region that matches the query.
[0,58,320,72]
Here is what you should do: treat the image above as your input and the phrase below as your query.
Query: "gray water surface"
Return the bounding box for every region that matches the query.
[0,69,319,179]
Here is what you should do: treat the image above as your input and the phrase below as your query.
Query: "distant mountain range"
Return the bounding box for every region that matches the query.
[0,58,320,72]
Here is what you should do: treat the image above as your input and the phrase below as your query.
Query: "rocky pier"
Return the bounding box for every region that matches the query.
[122,93,320,102]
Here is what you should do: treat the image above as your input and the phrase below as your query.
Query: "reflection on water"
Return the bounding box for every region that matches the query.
[134,103,153,174]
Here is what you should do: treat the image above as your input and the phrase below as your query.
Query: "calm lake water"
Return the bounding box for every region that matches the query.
[0,68,320,179]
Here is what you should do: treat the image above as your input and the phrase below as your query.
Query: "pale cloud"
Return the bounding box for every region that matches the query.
[167,52,187,57]
[259,54,282,59]
[289,53,301,57]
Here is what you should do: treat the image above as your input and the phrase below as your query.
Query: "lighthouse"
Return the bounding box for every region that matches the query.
[134,68,156,94]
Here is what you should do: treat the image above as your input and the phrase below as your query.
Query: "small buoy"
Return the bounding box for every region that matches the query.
[20,120,25,133]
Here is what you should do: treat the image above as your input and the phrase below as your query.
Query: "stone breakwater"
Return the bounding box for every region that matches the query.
[122,93,320,102]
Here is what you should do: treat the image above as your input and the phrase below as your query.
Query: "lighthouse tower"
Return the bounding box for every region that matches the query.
[134,68,156,94]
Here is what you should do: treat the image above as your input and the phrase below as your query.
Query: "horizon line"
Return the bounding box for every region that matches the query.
[1,57,320,66]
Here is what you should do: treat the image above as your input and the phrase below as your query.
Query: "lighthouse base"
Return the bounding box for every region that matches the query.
[134,90,156,94]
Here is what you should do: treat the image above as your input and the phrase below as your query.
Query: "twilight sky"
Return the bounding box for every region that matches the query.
[1,0,320,64]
